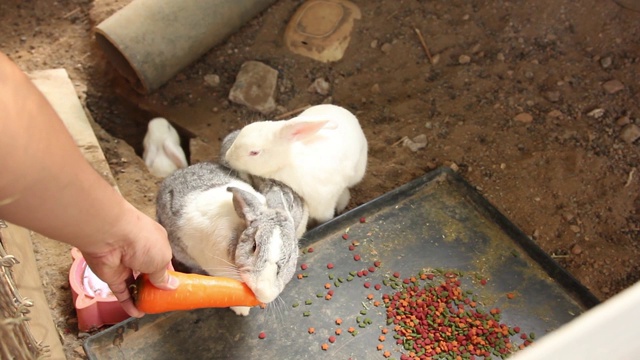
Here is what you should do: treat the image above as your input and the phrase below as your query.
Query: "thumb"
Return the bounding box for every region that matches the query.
[146,268,179,290]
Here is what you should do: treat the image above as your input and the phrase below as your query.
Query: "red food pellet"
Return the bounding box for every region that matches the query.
[513,326,521,333]
[393,272,400,278]
[357,271,364,277]
[359,217,366,223]
[342,233,349,240]
[374,283,382,290]
[300,263,308,270]
[369,266,376,272]
[258,332,266,339]
[328,335,336,343]
[354,254,361,261]
[364,282,371,288]
[480,278,487,285]
[307,247,314,253]
[362,270,369,276]
[374,260,381,267]
[328,290,334,296]
[327,263,334,269]
[348,245,355,251]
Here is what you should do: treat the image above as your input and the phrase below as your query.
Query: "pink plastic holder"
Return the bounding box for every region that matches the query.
[69,247,130,331]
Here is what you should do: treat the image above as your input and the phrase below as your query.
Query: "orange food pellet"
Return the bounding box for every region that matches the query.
[383,351,391,358]
[325,294,332,300]
[335,318,342,325]
[367,294,374,300]
[259,303,267,309]
[308,327,315,334]
[377,344,384,351]
[378,335,386,342]
[373,300,381,307]
[381,328,389,334]
[321,343,329,351]
[324,283,331,289]
[297,274,303,279]
[348,327,355,333]
[507,292,516,299]
[335,328,342,335]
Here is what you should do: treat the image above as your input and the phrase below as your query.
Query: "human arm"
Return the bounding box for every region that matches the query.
[0,52,177,317]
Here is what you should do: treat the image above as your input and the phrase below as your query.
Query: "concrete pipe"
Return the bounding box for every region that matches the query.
[95,0,277,93]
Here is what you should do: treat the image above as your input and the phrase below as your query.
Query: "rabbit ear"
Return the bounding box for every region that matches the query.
[228,187,262,223]
[162,139,188,168]
[278,118,337,142]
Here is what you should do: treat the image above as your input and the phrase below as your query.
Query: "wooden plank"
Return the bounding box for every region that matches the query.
[28,68,119,192]
[0,224,66,359]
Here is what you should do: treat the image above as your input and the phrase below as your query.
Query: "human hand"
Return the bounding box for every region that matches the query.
[79,203,179,318]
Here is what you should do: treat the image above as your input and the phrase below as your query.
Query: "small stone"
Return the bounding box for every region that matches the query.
[203,74,220,87]
[620,124,640,144]
[228,60,278,114]
[380,43,392,54]
[430,53,440,65]
[587,108,605,119]
[401,134,427,152]
[544,90,561,103]
[547,109,564,119]
[370,39,378,48]
[602,79,624,94]
[450,163,459,172]
[370,83,380,94]
[562,212,575,222]
[569,225,581,233]
[496,52,505,62]
[514,112,533,124]
[616,116,631,127]
[601,287,610,294]
[571,244,583,255]
[307,78,330,95]
[458,54,471,64]
[600,56,612,69]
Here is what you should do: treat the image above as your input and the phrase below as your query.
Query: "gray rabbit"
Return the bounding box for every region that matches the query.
[156,162,299,316]
[220,130,309,238]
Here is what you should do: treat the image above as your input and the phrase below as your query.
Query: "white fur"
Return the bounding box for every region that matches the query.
[143,117,188,178]
[177,179,264,283]
[225,104,368,223]
[245,228,282,303]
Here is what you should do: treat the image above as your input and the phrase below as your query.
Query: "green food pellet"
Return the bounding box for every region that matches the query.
[334,280,340,287]
[338,277,345,283]
[351,330,358,336]
[316,293,324,298]
[347,276,354,281]
[292,302,299,308]
[302,273,309,278]
[356,316,362,323]
[358,323,366,328]
[328,274,335,280]
[305,300,312,305]
[530,332,536,339]
[350,271,357,276]
[360,309,367,315]
[303,311,311,317]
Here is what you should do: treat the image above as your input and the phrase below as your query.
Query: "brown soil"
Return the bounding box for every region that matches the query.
[2,1,639,359]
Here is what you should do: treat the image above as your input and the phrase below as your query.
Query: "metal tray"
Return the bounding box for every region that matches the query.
[84,167,598,359]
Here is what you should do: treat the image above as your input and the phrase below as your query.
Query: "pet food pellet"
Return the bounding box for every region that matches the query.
[328,335,336,343]
[327,263,334,269]
[258,332,266,339]
[300,263,308,270]
[359,217,366,223]
[354,254,361,261]
[342,233,349,240]
[308,327,315,334]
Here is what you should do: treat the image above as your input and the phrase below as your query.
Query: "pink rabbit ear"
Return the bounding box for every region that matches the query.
[279,119,336,141]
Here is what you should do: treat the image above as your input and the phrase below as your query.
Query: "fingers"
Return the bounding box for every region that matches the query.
[147,268,179,290]
[109,277,144,318]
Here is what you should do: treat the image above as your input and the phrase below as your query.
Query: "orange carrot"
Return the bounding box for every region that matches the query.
[134,270,261,314]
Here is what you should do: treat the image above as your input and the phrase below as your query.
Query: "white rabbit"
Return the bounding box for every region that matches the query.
[156,162,299,316]
[223,104,368,224]
[142,117,188,178]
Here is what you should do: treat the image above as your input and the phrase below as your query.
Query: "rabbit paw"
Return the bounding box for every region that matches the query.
[231,306,251,316]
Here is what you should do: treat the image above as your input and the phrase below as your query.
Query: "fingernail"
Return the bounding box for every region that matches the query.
[168,275,179,289]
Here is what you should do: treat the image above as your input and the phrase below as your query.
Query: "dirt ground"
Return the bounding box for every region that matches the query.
[1,0,639,359]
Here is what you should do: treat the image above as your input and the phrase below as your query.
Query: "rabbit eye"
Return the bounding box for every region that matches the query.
[249,150,260,156]
[252,242,257,253]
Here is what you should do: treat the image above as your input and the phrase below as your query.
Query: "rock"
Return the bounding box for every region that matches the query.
[620,124,640,144]
[562,212,575,222]
[370,39,378,48]
[571,244,583,255]
[547,109,564,119]
[600,56,612,69]
[380,43,392,54]
[587,108,605,119]
[514,112,533,123]
[496,52,505,62]
[450,162,460,172]
[458,54,471,64]
[430,53,440,65]
[616,116,631,126]
[602,79,624,94]
[307,77,330,95]
[370,83,380,94]
[203,74,220,87]
[569,225,581,233]
[228,60,278,115]
[402,134,427,152]
[544,90,561,102]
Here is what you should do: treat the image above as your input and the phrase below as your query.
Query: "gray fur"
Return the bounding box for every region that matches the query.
[221,130,309,238]
[156,161,299,312]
